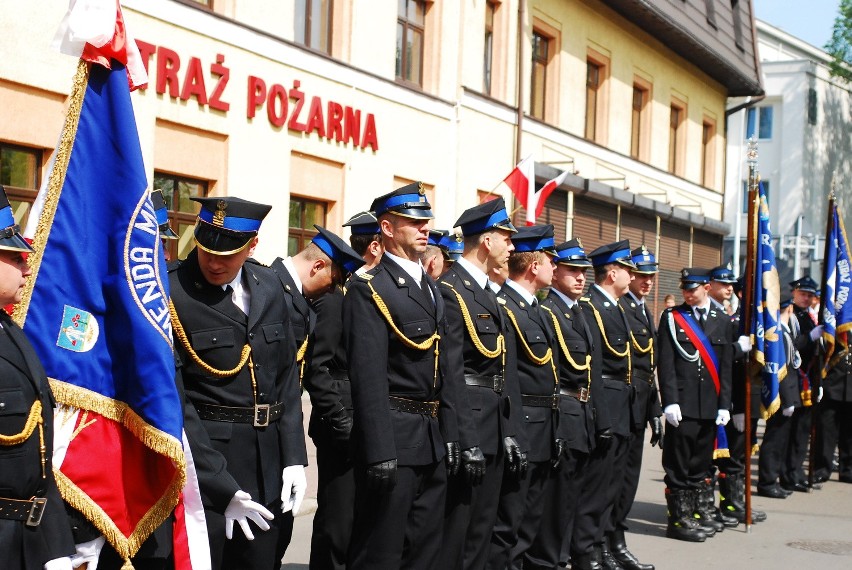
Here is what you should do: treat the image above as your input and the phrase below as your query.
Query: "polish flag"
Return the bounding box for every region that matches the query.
[500,155,570,225]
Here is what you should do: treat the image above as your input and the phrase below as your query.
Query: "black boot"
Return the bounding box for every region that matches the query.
[609,529,654,570]
[734,473,768,522]
[665,488,707,542]
[689,487,719,535]
[599,542,624,570]
[572,549,603,570]
[720,472,766,523]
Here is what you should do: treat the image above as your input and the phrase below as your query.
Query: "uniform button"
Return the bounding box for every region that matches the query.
[259,392,266,398]
[0,402,4,409]
[249,333,255,339]
[211,337,217,344]
[256,363,262,369]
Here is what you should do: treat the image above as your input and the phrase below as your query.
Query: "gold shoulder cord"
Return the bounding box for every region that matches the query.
[542,306,592,393]
[296,336,309,386]
[630,332,654,370]
[0,400,46,479]
[502,306,559,387]
[367,280,441,388]
[585,301,632,384]
[441,282,505,360]
[169,301,252,378]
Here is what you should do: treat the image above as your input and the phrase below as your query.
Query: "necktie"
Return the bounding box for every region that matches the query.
[420,272,434,304]
[695,307,706,330]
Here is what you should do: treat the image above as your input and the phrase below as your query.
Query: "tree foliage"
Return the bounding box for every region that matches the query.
[826,0,852,82]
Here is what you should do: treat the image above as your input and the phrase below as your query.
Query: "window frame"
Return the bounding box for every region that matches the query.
[152,171,209,261]
[585,48,610,145]
[288,196,328,256]
[701,116,717,189]
[746,106,773,140]
[396,0,426,88]
[669,98,687,176]
[742,179,769,213]
[483,1,497,95]
[295,0,334,55]
[630,77,651,161]
[0,143,43,230]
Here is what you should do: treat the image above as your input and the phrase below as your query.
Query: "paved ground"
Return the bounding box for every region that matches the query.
[282,395,852,569]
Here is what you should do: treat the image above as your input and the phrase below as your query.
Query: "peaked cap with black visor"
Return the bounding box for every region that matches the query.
[371,181,434,220]
[192,196,272,255]
[310,225,366,275]
[0,185,33,253]
[151,189,178,239]
[553,238,591,267]
[454,197,517,236]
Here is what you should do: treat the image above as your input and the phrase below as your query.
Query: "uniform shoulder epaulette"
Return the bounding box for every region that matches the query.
[355,272,374,282]
[246,257,269,268]
[166,259,183,273]
[580,296,590,302]
[496,297,506,305]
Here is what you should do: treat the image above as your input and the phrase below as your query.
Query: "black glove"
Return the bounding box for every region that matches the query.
[503,436,524,479]
[552,438,567,470]
[649,416,663,448]
[595,428,613,455]
[461,446,486,486]
[518,451,528,480]
[323,407,353,442]
[365,459,397,493]
[445,441,461,477]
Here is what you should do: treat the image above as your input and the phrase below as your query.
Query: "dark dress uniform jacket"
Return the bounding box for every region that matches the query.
[657,303,733,420]
[438,264,521,455]
[0,312,75,569]
[344,255,458,467]
[170,251,307,512]
[270,258,316,363]
[498,284,559,462]
[581,286,633,437]
[543,291,604,453]
[619,294,662,430]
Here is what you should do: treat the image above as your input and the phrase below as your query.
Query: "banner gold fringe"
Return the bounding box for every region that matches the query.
[13,60,89,328]
[713,449,731,460]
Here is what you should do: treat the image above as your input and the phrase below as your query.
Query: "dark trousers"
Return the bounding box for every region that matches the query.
[758,411,793,487]
[348,461,446,570]
[206,499,291,570]
[599,435,630,539]
[783,406,812,485]
[612,428,646,532]
[456,452,505,570]
[486,460,545,570]
[309,438,355,570]
[663,418,715,490]
[508,460,557,569]
[570,442,614,556]
[440,462,473,570]
[815,399,852,480]
[525,449,587,570]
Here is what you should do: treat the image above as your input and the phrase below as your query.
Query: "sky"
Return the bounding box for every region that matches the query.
[753,0,841,50]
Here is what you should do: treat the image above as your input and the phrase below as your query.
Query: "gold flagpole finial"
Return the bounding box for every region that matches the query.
[830,174,837,201]
[746,136,758,167]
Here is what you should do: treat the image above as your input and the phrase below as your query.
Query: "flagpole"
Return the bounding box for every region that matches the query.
[741,137,759,531]
[810,184,835,488]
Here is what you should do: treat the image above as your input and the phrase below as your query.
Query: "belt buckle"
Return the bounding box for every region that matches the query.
[493,375,504,393]
[578,387,589,402]
[26,497,47,527]
[551,395,560,410]
[254,404,270,427]
[429,401,439,417]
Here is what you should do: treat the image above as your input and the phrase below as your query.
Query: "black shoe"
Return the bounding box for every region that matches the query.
[609,530,655,570]
[781,481,808,493]
[572,552,603,570]
[813,470,830,484]
[599,543,624,570]
[757,484,789,499]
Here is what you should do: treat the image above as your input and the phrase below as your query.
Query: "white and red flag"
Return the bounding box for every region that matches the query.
[498,155,570,225]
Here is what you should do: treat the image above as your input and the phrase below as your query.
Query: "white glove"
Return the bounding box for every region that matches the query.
[810,324,824,341]
[716,409,731,426]
[663,404,682,428]
[44,558,72,570]
[225,490,273,540]
[281,465,307,515]
[782,405,795,417]
[71,536,105,570]
[817,386,824,403]
[732,413,745,432]
[737,335,752,353]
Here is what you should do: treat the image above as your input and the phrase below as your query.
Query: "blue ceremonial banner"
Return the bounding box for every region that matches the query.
[821,202,852,377]
[16,60,184,558]
[751,181,785,419]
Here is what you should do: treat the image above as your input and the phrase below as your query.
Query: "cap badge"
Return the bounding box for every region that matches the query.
[213,200,227,227]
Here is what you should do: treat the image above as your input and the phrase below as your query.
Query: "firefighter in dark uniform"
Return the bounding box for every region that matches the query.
[489,224,559,570]
[571,240,634,570]
[527,239,603,570]
[437,199,522,570]
[0,186,76,570]
[169,197,307,570]
[609,246,662,570]
[658,268,732,543]
[783,277,826,485]
[757,298,804,496]
[305,212,378,570]
[344,183,464,569]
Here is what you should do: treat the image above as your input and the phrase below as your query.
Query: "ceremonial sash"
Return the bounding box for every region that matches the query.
[671,308,721,396]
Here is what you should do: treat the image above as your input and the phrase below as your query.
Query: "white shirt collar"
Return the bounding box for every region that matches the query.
[456,257,489,290]
[626,290,644,305]
[505,279,537,305]
[222,269,244,292]
[283,256,303,294]
[385,251,425,283]
[592,283,618,306]
[552,287,577,308]
[691,301,711,316]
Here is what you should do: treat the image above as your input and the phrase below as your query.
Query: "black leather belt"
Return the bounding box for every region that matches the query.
[632,370,653,384]
[465,373,505,393]
[0,496,47,526]
[559,386,589,402]
[389,396,439,417]
[196,402,284,427]
[521,394,560,409]
[602,374,629,383]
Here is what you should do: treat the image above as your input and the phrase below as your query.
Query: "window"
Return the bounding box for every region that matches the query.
[731,0,744,50]
[746,106,773,139]
[808,88,818,125]
[701,118,716,189]
[631,82,650,160]
[396,0,426,86]
[1,143,42,229]
[530,31,550,120]
[295,0,333,54]
[152,172,208,261]
[742,180,769,213]
[289,197,327,256]
[669,100,686,175]
[705,0,717,28]
[483,1,496,95]
[586,61,602,140]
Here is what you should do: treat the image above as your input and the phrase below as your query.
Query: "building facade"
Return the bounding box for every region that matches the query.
[724,18,852,284]
[1,0,762,307]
